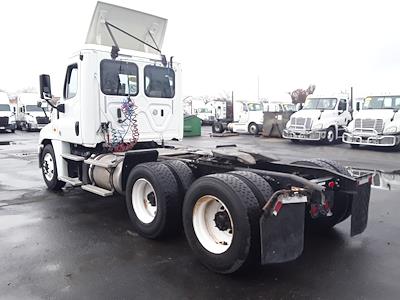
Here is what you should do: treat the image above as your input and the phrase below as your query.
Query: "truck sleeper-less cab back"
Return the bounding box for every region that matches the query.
[343,95,400,149]
[0,92,16,133]
[16,93,50,131]
[37,2,373,275]
[283,94,351,144]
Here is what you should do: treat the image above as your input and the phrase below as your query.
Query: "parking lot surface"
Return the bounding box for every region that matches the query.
[0,129,399,299]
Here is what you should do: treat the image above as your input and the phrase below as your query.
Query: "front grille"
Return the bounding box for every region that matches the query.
[290,117,312,130]
[36,116,49,124]
[354,118,384,133]
[0,117,9,125]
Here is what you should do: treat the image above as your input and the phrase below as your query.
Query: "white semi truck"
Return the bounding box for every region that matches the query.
[16,92,50,131]
[0,92,16,133]
[283,94,352,144]
[212,100,264,135]
[37,2,372,274]
[343,95,400,149]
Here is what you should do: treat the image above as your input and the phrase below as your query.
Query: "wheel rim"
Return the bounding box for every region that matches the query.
[42,152,55,181]
[192,195,234,254]
[132,178,157,224]
[327,130,335,143]
[249,124,257,134]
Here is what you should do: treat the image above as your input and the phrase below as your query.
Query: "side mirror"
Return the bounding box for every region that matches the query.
[39,74,52,100]
[356,103,360,111]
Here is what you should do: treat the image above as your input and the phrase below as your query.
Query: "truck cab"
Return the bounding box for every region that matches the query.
[16,93,50,131]
[283,94,351,144]
[0,92,16,133]
[227,101,264,134]
[343,95,400,149]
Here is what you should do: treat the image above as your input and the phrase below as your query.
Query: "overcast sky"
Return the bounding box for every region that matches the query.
[1,0,399,99]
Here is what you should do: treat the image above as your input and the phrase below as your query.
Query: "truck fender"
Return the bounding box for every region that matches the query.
[121,149,159,191]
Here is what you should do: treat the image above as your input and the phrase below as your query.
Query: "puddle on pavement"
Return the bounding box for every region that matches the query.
[347,167,400,191]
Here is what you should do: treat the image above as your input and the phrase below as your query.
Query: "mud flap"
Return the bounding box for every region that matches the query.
[260,203,306,264]
[350,181,371,236]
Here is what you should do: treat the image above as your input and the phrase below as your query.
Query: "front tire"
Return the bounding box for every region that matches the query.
[248,122,259,135]
[324,127,336,144]
[125,162,181,239]
[41,144,65,191]
[183,173,262,274]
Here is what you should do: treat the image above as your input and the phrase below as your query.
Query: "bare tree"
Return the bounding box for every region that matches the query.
[289,84,316,104]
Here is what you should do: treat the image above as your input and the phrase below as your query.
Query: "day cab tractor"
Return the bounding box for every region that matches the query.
[283,94,352,144]
[38,2,373,274]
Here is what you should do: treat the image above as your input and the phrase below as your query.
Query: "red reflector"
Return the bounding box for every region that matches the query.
[272,201,283,216]
[328,181,335,189]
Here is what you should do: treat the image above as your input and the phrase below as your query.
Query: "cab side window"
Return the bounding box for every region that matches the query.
[64,64,78,99]
[338,99,347,111]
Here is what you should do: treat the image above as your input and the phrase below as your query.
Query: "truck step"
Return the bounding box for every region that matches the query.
[81,184,113,197]
[61,153,85,162]
[59,176,82,187]
[84,158,117,168]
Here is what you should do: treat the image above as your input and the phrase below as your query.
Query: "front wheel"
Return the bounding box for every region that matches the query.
[248,122,259,135]
[324,127,336,144]
[41,144,65,191]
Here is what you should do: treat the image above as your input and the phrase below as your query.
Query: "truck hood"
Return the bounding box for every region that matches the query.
[86,1,167,54]
[290,109,330,121]
[0,111,13,117]
[353,109,399,122]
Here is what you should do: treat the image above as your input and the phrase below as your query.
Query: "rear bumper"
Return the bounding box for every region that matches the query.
[343,132,399,146]
[283,129,325,141]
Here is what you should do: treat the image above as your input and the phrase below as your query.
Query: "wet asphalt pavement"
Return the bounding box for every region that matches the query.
[0,129,399,299]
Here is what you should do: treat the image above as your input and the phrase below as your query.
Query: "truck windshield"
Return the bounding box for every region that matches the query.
[100,59,138,96]
[0,104,10,111]
[247,103,263,111]
[362,96,400,110]
[26,105,43,112]
[144,65,175,98]
[303,98,337,110]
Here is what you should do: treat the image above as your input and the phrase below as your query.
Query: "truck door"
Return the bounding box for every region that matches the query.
[337,99,350,126]
[57,63,82,144]
[238,103,249,124]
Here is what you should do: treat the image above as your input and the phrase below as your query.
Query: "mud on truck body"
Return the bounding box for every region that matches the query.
[37,2,373,274]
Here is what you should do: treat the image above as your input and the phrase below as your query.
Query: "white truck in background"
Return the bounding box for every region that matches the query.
[0,92,16,133]
[16,93,50,131]
[36,1,373,275]
[343,95,400,149]
[283,94,352,144]
[212,100,264,135]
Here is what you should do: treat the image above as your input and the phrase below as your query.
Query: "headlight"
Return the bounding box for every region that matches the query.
[312,123,323,130]
[384,126,398,134]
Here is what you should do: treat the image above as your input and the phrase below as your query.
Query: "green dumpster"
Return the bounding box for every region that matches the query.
[183,115,201,137]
